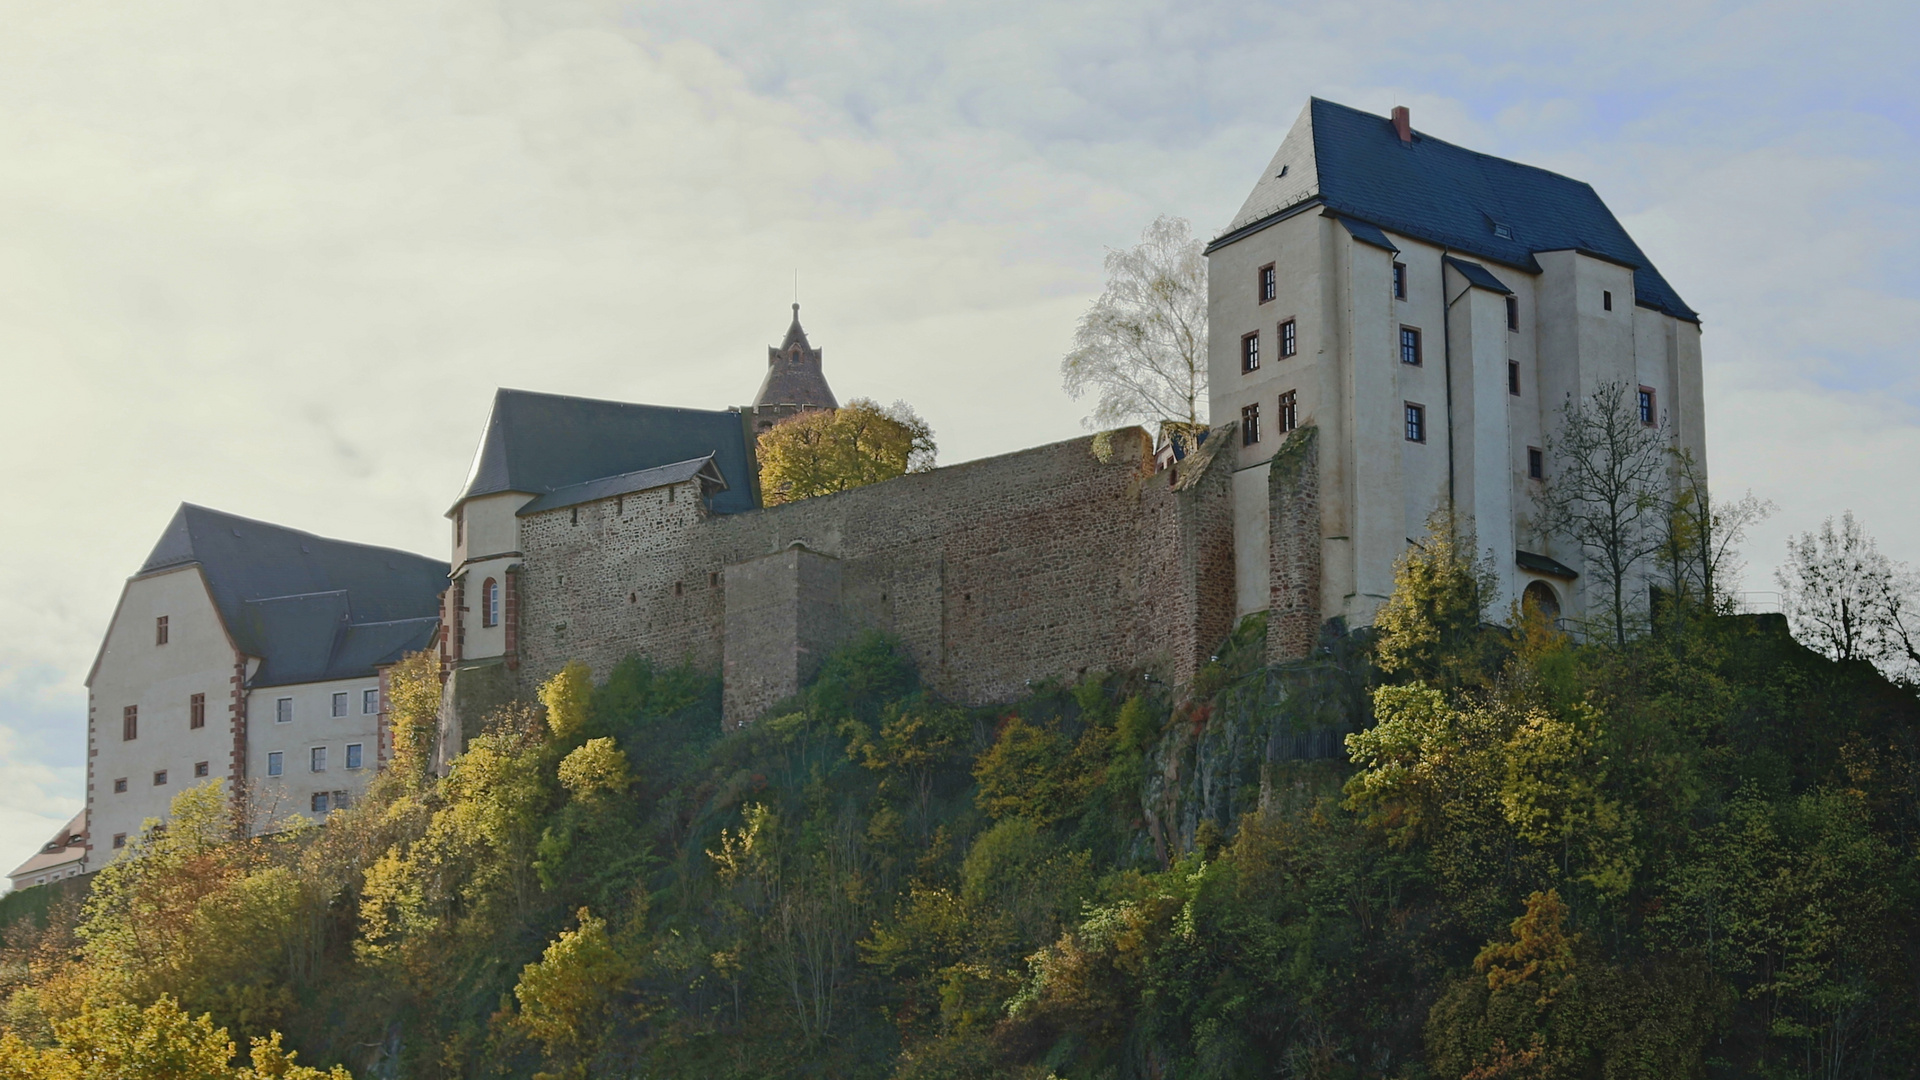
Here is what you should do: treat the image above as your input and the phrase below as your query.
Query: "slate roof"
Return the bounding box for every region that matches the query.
[459,389,758,516]
[754,303,838,410]
[517,455,728,516]
[1444,256,1513,295]
[137,504,448,688]
[1212,99,1697,322]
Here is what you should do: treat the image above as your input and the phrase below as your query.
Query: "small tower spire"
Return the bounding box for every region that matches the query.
[754,303,837,412]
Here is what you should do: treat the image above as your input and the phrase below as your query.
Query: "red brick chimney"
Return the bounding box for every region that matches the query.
[1391,106,1412,143]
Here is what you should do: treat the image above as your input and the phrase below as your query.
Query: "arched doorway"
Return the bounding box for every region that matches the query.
[1522,580,1561,620]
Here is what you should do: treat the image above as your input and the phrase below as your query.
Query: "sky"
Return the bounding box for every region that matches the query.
[1,0,1916,877]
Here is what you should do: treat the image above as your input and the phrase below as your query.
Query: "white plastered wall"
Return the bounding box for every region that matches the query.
[451,491,532,660]
[245,675,382,825]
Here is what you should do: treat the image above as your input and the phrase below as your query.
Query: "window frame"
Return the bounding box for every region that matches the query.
[363,688,379,714]
[1279,319,1297,358]
[311,792,330,814]
[1506,295,1519,331]
[1278,390,1299,434]
[194,761,209,778]
[1603,290,1614,312]
[1528,446,1544,480]
[113,777,128,794]
[1392,262,1407,300]
[266,752,284,777]
[331,691,348,718]
[1508,361,1521,396]
[1404,402,1427,443]
[1638,386,1657,426]
[311,746,328,773]
[155,616,168,646]
[481,578,499,628]
[1257,263,1277,303]
[190,693,205,730]
[275,697,293,724]
[122,705,137,741]
[153,770,167,787]
[346,743,364,771]
[1399,326,1423,366]
[1240,403,1261,446]
[112,833,126,850]
[1240,330,1260,373]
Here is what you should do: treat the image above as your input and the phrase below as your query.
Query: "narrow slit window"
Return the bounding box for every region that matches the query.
[481,578,499,628]
[123,705,137,741]
[190,693,205,730]
[1506,295,1519,331]
[1638,386,1656,426]
[1508,361,1520,396]
[155,616,168,646]
[1392,262,1407,300]
[1528,446,1544,479]
[1603,290,1614,311]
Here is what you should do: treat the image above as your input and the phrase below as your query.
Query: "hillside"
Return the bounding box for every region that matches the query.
[2,541,1916,1079]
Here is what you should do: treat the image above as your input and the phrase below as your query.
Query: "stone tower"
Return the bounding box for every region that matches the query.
[746,304,839,435]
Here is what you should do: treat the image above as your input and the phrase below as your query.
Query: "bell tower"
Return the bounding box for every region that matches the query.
[746,304,839,435]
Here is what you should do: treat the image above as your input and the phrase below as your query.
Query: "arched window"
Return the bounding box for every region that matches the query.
[481,578,499,628]
[1522,580,1560,621]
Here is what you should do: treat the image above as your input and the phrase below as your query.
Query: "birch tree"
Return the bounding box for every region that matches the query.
[1060,215,1208,440]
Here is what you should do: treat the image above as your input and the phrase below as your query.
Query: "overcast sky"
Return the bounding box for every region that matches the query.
[2,0,1916,877]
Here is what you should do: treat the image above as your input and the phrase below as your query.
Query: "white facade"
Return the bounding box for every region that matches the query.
[1208,103,1706,631]
[244,675,383,822]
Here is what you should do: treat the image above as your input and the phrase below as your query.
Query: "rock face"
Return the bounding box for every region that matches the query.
[1139,615,1372,862]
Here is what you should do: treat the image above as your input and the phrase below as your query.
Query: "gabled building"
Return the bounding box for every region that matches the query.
[84,505,446,865]
[1205,99,1706,654]
[6,813,86,892]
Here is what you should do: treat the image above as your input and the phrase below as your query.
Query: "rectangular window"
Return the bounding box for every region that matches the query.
[1603,289,1614,311]
[112,833,126,850]
[276,698,293,724]
[1278,390,1299,434]
[334,790,350,810]
[1404,403,1426,443]
[311,792,330,813]
[1506,295,1519,331]
[189,693,205,729]
[311,747,327,773]
[1508,361,1520,396]
[346,743,364,770]
[1528,446,1544,479]
[1638,386,1656,425]
[1240,403,1261,446]
[155,616,168,645]
[1257,263,1277,303]
[267,752,283,777]
[153,770,167,786]
[113,777,127,794]
[1279,319,1297,357]
[1400,327,1422,365]
[194,761,209,778]
[123,705,137,741]
[331,692,348,718]
[363,688,379,714]
[1392,262,1407,299]
[1240,331,1260,373]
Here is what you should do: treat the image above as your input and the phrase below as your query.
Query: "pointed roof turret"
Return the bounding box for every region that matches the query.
[754,303,838,411]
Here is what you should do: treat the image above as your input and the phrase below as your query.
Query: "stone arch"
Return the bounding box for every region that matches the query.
[1522,580,1560,620]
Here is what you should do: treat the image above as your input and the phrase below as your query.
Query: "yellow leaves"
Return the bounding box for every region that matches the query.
[556,739,629,801]
[1475,891,1579,1008]
[708,804,774,887]
[512,909,631,1067]
[0,996,348,1080]
[381,650,442,788]
[972,718,1096,827]
[539,661,593,741]
[756,398,936,506]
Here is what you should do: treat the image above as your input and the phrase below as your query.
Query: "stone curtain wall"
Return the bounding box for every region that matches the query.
[515,481,723,686]
[510,428,1239,726]
[1266,424,1322,662]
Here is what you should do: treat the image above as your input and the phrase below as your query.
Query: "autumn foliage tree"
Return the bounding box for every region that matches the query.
[755,398,935,506]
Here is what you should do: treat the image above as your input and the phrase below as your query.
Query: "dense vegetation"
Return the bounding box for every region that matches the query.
[2,525,1917,1079]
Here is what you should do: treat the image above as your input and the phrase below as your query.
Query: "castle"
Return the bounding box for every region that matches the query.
[30,99,1705,883]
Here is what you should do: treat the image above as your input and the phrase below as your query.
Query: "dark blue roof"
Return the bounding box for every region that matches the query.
[1214,99,1697,322]
[1444,256,1513,295]
[140,504,447,687]
[459,389,757,515]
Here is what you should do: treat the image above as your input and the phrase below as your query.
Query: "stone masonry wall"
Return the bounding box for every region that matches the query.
[1267,424,1322,662]
[510,428,1239,726]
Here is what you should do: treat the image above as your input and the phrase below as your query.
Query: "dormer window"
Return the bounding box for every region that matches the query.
[1492,222,1513,240]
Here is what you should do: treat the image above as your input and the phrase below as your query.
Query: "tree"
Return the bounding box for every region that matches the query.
[1659,450,1773,617]
[757,398,936,506]
[0,995,349,1079]
[1535,382,1670,646]
[1777,512,1920,679]
[512,910,631,1080]
[1060,215,1208,436]
[1373,511,1500,688]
